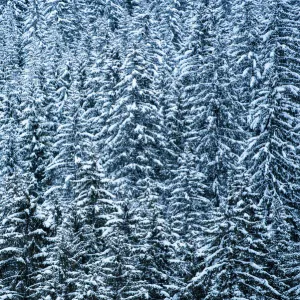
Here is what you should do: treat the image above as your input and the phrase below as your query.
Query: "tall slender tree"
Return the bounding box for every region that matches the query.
[241,1,300,295]
[185,165,285,299]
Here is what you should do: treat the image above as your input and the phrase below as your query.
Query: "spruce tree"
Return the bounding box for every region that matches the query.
[101,6,169,294]
[241,1,300,295]
[181,0,243,207]
[186,166,285,299]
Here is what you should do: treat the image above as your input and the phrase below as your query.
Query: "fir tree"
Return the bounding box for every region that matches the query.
[185,166,286,299]
[241,0,300,295]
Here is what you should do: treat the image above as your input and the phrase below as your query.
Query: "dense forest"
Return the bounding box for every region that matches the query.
[0,0,300,299]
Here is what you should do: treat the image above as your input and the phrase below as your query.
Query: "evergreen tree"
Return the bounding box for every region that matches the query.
[100,198,141,300]
[103,43,165,201]
[181,0,244,207]
[73,155,115,299]
[185,166,285,299]
[242,0,300,295]
[169,146,209,294]
[102,9,169,295]
[229,0,263,127]
[0,1,300,298]
[0,186,53,300]
[44,0,82,47]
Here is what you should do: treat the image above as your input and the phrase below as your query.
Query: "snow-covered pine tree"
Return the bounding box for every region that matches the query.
[90,36,122,155]
[175,1,251,297]
[0,87,53,300]
[99,197,141,300]
[0,3,27,298]
[180,0,244,208]
[101,3,171,295]
[152,0,186,52]
[50,207,84,300]
[0,2,56,297]
[183,165,286,299]
[41,29,72,211]
[45,57,90,298]
[69,55,118,298]
[241,0,300,296]
[0,93,24,300]
[52,188,114,300]
[17,81,54,299]
[0,185,53,300]
[169,146,209,297]
[0,0,23,184]
[44,0,82,48]
[73,151,116,299]
[46,56,79,207]
[229,0,263,128]
[19,81,48,205]
[103,42,165,208]
[133,178,178,299]
[150,0,187,212]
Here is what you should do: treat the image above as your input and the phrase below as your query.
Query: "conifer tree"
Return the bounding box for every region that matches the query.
[169,146,209,292]
[185,166,285,300]
[0,0,300,298]
[242,1,300,295]
[0,183,53,299]
[99,198,142,300]
[229,0,263,127]
[101,5,169,295]
[180,0,243,207]
[44,0,82,47]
